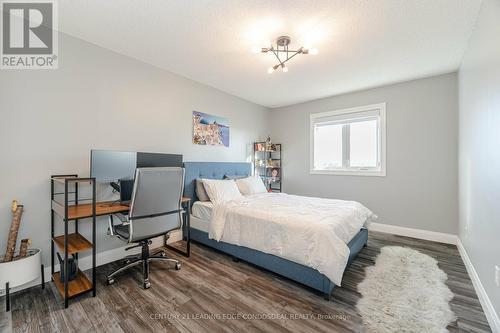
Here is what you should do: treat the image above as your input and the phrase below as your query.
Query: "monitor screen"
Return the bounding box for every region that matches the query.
[90,150,137,183]
[90,150,183,183]
[137,152,183,168]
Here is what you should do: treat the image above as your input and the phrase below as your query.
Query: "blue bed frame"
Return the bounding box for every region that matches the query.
[183,162,368,298]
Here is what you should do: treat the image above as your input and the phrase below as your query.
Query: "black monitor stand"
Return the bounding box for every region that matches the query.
[109,180,133,205]
[110,182,120,193]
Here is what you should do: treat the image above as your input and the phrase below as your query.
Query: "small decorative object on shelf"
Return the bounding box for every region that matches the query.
[254,140,282,193]
[56,252,78,282]
[265,136,272,151]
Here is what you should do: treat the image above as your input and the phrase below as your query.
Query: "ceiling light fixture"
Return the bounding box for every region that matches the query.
[255,35,318,74]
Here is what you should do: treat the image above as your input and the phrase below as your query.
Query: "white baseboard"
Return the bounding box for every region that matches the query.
[368,222,458,245]
[457,239,500,333]
[4,230,182,294]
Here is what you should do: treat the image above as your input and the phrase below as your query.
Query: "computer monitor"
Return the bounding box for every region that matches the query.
[90,150,184,203]
[118,179,134,204]
[137,152,183,168]
[90,150,137,183]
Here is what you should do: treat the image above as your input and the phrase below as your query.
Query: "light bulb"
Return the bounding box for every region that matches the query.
[267,67,274,74]
[309,48,319,55]
[282,65,288,73]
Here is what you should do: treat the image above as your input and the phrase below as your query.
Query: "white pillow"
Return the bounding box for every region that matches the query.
[236,176,267,195]
[201,179,243,203]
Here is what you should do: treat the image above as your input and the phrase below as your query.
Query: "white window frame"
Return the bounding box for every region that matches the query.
[310,103,386,176]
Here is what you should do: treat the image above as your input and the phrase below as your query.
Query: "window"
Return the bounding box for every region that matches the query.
[310,103,386,176]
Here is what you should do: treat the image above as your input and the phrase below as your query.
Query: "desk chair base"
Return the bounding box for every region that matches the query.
[107,240,181,289]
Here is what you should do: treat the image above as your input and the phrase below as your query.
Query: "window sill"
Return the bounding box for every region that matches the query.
[310,169,386,177]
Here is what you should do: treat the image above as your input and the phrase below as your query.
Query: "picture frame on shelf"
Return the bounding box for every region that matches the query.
[270,168,280,180]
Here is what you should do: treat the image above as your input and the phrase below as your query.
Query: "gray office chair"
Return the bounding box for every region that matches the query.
[107,167,184,289]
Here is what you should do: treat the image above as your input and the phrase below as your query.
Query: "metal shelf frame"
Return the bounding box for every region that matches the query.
[50,174,96,308]
[253,142,282,193]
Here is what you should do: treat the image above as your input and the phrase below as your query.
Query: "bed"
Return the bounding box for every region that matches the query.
[183,162,371,298]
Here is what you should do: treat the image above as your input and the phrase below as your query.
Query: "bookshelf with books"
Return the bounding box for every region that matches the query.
[253,140,282,193]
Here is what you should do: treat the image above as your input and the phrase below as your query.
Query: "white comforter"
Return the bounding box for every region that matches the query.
[209,192,376,286]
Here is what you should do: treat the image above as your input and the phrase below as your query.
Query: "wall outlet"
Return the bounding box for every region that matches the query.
[495,266,500,287]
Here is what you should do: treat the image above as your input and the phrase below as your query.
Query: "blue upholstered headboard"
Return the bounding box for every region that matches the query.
[183,162,252,202]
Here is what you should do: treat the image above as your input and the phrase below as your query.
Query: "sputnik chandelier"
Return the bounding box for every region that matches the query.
[253,35,318,73]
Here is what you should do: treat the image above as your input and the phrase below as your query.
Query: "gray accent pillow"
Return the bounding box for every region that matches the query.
[196,179,210,201]
[224,174,248,180]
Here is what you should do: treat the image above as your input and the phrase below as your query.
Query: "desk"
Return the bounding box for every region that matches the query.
[54,198,192,257]
[51,174,191,308]
[50,200,131,260]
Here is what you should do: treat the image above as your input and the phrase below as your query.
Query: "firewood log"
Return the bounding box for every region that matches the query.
[18,239,31,258]
[4,200,24,262]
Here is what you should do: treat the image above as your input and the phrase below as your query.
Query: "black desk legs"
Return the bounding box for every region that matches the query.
[164,201,191,257]
[186,204,191,256]
[5,282,10,312]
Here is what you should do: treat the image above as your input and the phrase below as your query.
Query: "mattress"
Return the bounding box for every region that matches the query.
[190,216,209,232]
[190,201,214,232]
[207,192,376,286]
[192,201,213,220]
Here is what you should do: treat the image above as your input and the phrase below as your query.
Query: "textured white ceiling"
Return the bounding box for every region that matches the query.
[59,1,482,108]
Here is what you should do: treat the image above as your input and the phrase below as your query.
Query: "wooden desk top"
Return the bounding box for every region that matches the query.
[52,197,191,220]
[67,201,129,220]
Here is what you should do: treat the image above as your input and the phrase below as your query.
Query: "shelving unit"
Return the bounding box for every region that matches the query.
[253,142,282,192]
[50,175,96,308]
[52,233,93,255]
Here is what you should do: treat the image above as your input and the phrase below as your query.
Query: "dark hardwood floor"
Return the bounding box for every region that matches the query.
[1,231,492,332]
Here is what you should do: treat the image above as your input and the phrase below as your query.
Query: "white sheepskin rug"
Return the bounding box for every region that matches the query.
[356,246,455,333]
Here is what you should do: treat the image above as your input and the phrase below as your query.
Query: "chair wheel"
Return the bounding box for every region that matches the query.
[143,281,151,289]
[107,278,115,285]
[175,263,181,270]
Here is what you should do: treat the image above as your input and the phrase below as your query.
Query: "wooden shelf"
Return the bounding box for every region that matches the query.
[53,233,93,255]
[52,270,93,298]
[52,200,130,220]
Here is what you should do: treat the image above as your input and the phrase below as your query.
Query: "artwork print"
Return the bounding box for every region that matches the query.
[192,111,229,147]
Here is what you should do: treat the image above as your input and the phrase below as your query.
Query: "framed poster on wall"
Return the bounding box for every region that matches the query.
[192,111,229,147]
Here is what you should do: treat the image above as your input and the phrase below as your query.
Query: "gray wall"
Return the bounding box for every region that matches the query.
[270,73,458,234]
[0,33,270,266]
[459,0,500,316]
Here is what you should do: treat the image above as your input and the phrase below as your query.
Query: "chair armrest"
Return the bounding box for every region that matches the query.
[114,212,128,223]
[107,213,129,236]
[108,215,116,236]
